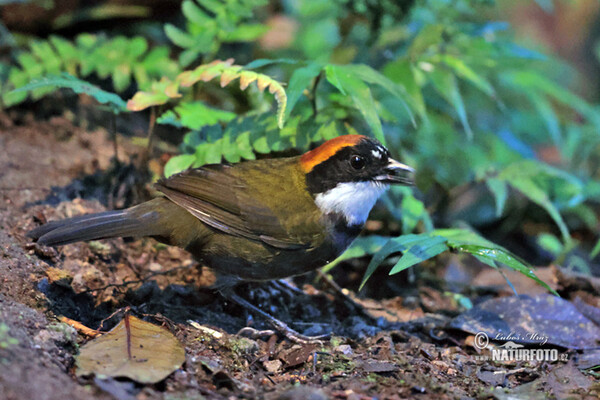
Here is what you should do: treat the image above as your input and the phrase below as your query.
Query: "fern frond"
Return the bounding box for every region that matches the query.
[127,59,288,128]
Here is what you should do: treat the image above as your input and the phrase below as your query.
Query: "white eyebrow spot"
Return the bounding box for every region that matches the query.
[372,150,382,159]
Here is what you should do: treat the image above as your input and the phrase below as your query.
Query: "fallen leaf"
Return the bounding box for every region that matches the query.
[44,267,73,284]
[76,315,185,383]
[278,344,317,367]
[546,364,593,398]
[574,348,600,370]
[263,359,282,373]
[476,369,506,387]
[450,294,600,349]
[360,359,399,373]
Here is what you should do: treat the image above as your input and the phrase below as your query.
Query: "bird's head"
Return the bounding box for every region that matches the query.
[300,135,414,226]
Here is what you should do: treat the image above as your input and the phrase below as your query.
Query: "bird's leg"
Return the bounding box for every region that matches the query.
[221,288,330,344]
[268,279,305,301]
[316,270,377,322]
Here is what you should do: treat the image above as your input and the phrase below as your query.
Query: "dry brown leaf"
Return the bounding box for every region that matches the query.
[76,315,185,383]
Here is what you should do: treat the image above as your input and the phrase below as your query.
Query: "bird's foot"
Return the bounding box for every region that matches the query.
[227,291,330,344]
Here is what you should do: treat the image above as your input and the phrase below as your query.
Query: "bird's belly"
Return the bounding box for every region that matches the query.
[191,234,342,284]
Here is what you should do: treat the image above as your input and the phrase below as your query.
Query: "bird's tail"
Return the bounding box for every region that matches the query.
[27,198,170,247]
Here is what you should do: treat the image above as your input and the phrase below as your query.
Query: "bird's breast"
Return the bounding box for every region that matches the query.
[322,212,364,252]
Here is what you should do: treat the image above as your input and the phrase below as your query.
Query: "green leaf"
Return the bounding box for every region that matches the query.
[196,0,225,14]
[157,101,236,130]
[182,0,210,25]
[342,64,415,125]
[591,239,600,259]
[409,24,444,59]
[389,235,448,275]
[436,228,558,296]
[455,244,558,296]
[285,63,322,119]
[112,64,131,92]
[360,234,434,290]
[325,64,385,143]
[486,178,508,217]
[165,24,196,48]
[527,92,561,146]
[244,59,298,69]
[225,24,269,42]
[497,161,574,242]
[441,55,495,98]
[3,68,28,106]
[322,235,389,273]
[504,70,600,128]
[382,59,426,118]
[164,154,196,177]
[400,190,433,233]
[30,41,61,75]
[429,67,472,139]
[12,73,127,112]
[537,233,564,257]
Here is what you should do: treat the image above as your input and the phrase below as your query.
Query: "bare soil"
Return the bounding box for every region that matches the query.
[0,111,598,399]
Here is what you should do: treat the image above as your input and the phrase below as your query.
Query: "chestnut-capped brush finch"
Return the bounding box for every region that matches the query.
[28,134,414,340]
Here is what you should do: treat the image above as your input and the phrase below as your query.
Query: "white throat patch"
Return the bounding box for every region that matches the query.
[315,181,388,225]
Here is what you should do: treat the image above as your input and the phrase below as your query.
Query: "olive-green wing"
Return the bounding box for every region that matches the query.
[155,164,312,250]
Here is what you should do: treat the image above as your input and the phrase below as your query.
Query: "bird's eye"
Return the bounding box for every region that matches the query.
[350,155,366,170]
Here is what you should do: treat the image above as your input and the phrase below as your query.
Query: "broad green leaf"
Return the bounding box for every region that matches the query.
[322,235,389,273]
[285,63,322,119]
[527,92,561,146]
[441,55,495,98]
[409,24,444,59]
[429,67,472,139]
[435,228,498,249]
[389,236,448,275]
[340,64,415,125]
[360,234,434,290]
[497,162,572,242]
[383,59,426,118]
[325,64,385,143]
[455,244,558,296]
[401,191,434,233]
[504,70,600,128]
[486,178,508,217]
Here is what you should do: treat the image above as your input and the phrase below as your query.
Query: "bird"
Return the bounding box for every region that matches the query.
[28,134,414,341]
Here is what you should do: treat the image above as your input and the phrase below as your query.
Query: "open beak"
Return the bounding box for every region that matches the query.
[375,158,415,185]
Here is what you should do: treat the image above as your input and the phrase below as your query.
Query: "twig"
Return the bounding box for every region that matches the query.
[145,106,157,160]
[59,316,102,338]
[110,113,119,165]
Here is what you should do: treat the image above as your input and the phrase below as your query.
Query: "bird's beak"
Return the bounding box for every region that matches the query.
[375,158,415,185]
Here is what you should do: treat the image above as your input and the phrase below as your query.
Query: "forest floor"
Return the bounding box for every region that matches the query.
[0,109,599,400]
